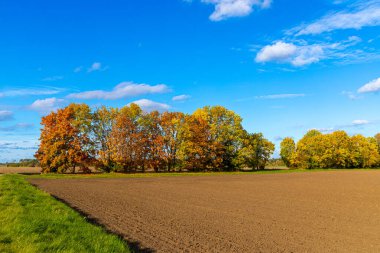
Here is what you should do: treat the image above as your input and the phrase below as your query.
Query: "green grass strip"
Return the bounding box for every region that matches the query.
[27,167,380,180]
[0,175,129,253]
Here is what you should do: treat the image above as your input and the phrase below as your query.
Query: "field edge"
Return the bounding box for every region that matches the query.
[0,174,130,253]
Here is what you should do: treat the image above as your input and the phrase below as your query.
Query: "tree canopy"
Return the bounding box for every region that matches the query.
[280,130,380,169]
[36,104,274,173]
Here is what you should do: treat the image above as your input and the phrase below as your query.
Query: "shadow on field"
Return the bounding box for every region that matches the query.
[28,182,155,253]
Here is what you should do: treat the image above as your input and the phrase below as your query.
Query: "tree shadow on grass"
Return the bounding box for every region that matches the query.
[28,182,155,253]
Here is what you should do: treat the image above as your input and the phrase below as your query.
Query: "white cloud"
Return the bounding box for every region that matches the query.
[0,140,38,152]
[313,119,371,133]
[256,41,323,66]
[201,0,272,21]
[0,123,34,132]
[255,93,305,99]
[0,87,64,97]
[291,45,324,66]
[130,99,171,112]
[0,110,13,121]
[255,41,297,63]
[29,97,65,114]
[236,93,305,102]
[291,1,380,36]
[352,119,370,126]
[74,62,106,73]
[88,62,103,72]
[67,82,170,100]
[255,36,362,66]
[315,127,335,133]
[172,94,191,101]
[357,77,380,93]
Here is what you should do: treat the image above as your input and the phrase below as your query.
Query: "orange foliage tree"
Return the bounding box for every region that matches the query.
[108,103,143,172]
[160,112,186,171]
[36,104,94,173]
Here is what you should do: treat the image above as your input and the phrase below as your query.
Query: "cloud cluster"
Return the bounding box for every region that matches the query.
[0,87,64,97]
[290,1,380,36]
[201,0,271,21]
[130,99,171,112]
[29,97,66,114]
[255,36,362,66]
[358,77,380,93]
[0,141,38,151]
[351,119,370,126]
[253,1,380,67]
[315,119,372,133]
[0,123,34,132]
[67,82,170,100]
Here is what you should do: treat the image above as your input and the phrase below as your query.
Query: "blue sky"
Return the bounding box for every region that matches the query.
[0,0,380,162]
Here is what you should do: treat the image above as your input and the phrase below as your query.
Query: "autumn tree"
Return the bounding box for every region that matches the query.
[236,132,275,170]
[92,106,118,172]
[36,103,94,173]
[292,130,323,169]
[291,130,380,169]
[160,111,186,171]
[182,106,244,171]
[108,103,143,172]
[197,106,244,171]
[350,135,380,168]
[280,137,296,168]
[139,111,165,172]
[323,131,352,168]
[375,133,380,153]
[36,103,280,173]
[181,114,213,171]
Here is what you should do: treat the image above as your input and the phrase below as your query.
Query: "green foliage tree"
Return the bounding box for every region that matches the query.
[92,106,118,172]
[280,137,296,168]
[236,132,275,170]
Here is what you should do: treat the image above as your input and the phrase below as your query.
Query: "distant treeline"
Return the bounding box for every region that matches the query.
[266,158,286,167]
[0,159,40,167]
[36,104,275,173]
[280,130,380,169]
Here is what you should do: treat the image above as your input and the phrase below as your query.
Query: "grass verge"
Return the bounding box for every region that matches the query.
[0,174,129,253]
[27,168,380,180]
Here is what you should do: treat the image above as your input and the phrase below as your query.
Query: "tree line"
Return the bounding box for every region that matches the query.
[0,159,40,168]
[35,103,275,173]
[280,130,380,169]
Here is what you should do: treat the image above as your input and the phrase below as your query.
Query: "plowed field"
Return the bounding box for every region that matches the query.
[29,171,380,252]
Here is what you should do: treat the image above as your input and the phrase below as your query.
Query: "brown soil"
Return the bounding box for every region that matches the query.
[29,171,380,252]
